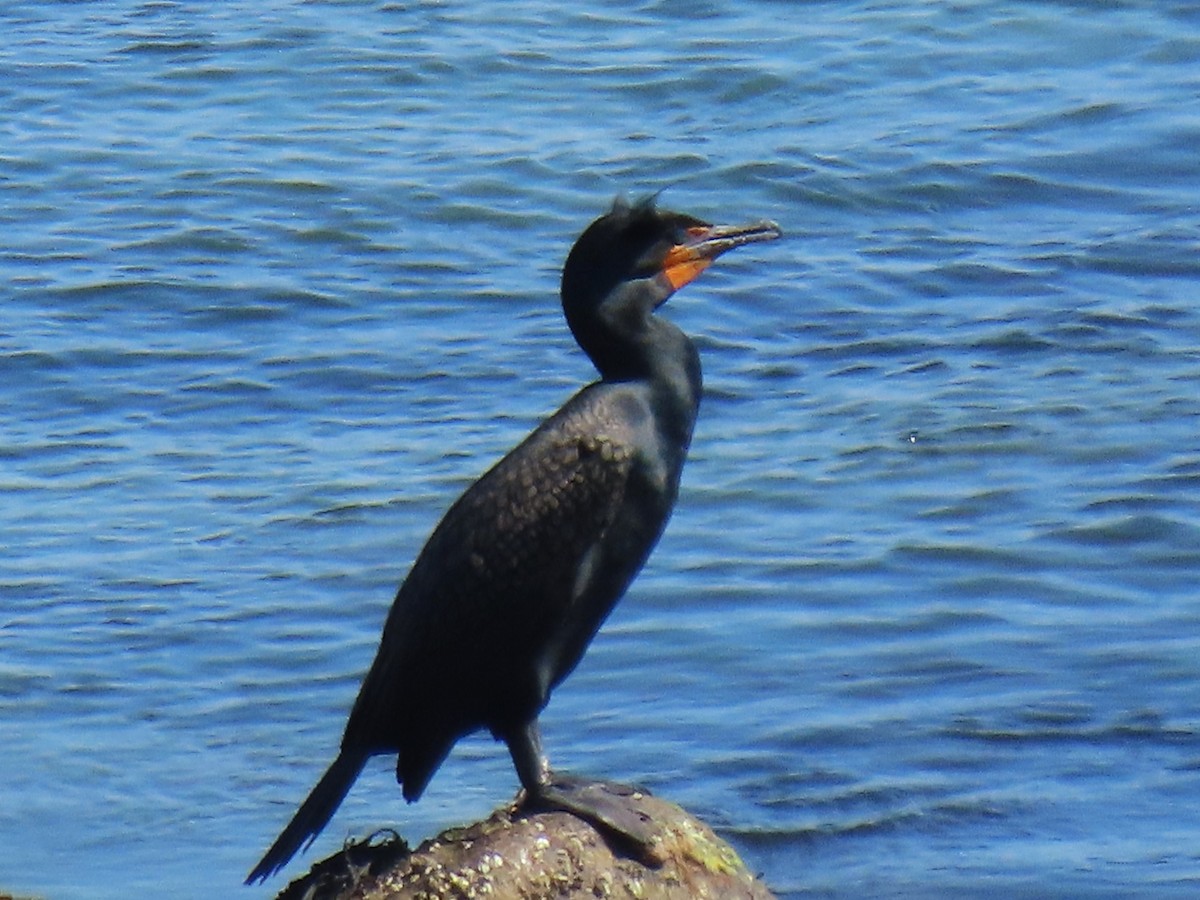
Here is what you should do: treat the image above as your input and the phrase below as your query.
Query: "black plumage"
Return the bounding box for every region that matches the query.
[247,197,779,884]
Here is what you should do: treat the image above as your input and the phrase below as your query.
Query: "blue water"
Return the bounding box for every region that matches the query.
[4,2,1200,897]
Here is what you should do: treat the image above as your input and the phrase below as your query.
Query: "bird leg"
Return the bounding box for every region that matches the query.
[506,720,658,858]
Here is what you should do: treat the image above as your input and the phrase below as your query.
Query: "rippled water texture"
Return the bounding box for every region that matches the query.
[4,2,1200,897]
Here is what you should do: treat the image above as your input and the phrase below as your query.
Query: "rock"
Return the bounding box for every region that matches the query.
[271,789,775,900]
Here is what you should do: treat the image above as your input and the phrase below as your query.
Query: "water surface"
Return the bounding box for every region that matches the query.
[3,2,1200,897]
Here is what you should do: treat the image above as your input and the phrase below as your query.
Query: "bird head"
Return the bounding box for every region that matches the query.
[562,196,780,313]
[559,196,782,384]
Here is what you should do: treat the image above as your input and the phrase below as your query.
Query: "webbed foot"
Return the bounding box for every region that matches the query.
[523,772,659,863]
[504,720,660,864]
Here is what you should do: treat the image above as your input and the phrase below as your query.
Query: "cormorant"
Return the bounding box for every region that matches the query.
[246,197,780,884]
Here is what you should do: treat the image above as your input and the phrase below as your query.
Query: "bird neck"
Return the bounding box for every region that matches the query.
[565,279,702,446]
[580,315,701,449]
[641,316,703,454]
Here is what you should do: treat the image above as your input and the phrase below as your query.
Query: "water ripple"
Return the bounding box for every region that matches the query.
[4,2,1200,899]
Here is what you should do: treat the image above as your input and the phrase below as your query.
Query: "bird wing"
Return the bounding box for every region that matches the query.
[343,385,647,754]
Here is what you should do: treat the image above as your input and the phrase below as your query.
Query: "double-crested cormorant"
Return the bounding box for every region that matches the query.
[246,197,780,884]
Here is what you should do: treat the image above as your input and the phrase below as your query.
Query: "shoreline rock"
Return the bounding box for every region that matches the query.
[272,790,776,899]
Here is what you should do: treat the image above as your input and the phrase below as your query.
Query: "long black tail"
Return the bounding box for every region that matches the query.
[245,752,367,884]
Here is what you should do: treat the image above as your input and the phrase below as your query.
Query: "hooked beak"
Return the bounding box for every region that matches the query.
[661,220,782,292]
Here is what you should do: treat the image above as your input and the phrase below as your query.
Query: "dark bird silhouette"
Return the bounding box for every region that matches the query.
[246,197,780,884]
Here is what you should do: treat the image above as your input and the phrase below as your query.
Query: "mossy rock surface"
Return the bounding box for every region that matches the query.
[274,790,776,900]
